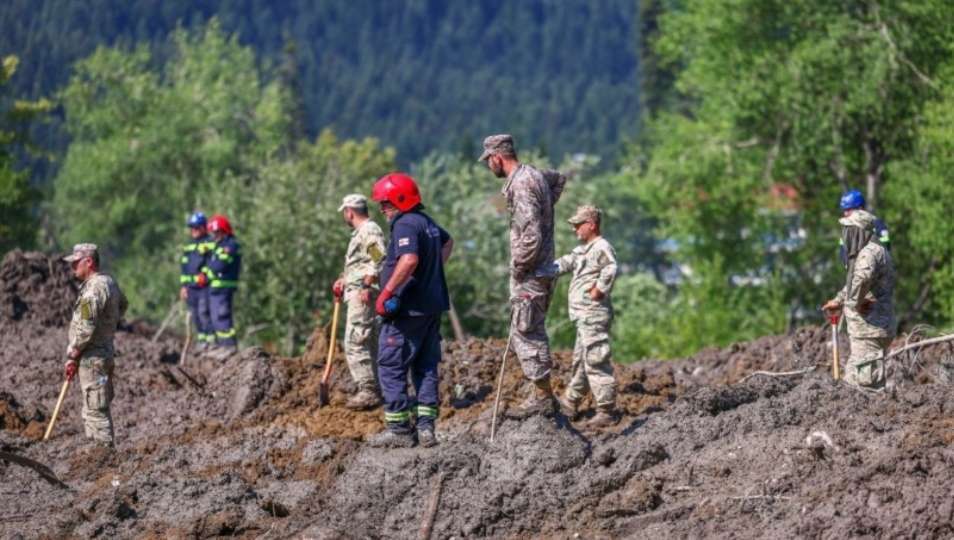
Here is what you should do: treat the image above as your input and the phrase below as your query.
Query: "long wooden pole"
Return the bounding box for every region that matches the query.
[489,333,513,443]
[43,378,71,441]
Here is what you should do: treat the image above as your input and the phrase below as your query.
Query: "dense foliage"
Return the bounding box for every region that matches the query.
[0,0,638,166]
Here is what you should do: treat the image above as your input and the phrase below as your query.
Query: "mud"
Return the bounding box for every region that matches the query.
[1,252,952,538]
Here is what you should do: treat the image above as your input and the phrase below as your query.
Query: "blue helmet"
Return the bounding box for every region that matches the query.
[187,211,207,228]
[839,189,865,211]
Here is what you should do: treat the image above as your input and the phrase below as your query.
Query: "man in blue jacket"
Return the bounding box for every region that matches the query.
[201,214,242,359]
[179,212,216,352]
[367,172,454,448]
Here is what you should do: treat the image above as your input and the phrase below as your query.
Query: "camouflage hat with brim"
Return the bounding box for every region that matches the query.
[568,205,602,225]
[338,193,369,212]
[838,208,876,229]
[63,243,98,262]
[478,134,516,162]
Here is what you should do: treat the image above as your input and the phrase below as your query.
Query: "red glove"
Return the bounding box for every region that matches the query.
[332,281,344,299]
[64,360,77,382]
[195,273,208,287]
[375,287,398,317]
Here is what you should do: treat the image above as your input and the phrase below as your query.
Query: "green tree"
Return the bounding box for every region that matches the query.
[0,55,51,251]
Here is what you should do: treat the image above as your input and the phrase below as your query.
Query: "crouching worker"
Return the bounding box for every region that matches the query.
[550,206,621,428]
[367,173,453,448]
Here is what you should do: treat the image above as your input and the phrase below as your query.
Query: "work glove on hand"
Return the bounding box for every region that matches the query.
[64,360,77,382]
[375,287,400,317]
[195,273,209,288]
[332,280,344,299]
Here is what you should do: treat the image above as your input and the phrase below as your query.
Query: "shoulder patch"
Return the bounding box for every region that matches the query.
[81,299,91,320]
[368,243,384,263]
[398,238,410,247]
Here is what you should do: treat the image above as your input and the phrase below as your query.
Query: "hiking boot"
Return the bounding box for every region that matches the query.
[208,346,237,360]
[417,427,438,448]
[366,428,416,449]
[557,394,580,420]
[586,406,620,429]
[507,378,556,419]
[345,388,382,410]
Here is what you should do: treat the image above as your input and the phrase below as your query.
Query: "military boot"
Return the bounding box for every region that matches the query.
[508,377,556,419]
[586,405,620,429]
[345,387,382,410]
[367,426,416,448]
[417,426,438,448]
[557,394,580,420]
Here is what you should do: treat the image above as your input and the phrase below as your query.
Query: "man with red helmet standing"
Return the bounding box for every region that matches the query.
[367,172,454,448]
[202,214,242,359]
[479,134,566,418]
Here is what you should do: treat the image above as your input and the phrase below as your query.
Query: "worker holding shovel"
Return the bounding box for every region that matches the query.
[52,244,128,448]
[822,209,896,388]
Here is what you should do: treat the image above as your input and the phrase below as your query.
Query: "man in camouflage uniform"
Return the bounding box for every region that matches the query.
[549,206,620,428]
[63,244,128,447]
[480,134,566,417]
[823,209,896,388]
[332,194,386,410]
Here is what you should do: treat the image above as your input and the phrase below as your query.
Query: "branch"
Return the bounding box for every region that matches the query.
[739,367,816,383]
[885,333,954,361]
[0,451,70,490]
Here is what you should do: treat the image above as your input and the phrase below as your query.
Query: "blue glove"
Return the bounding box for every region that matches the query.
[383,296,401,316]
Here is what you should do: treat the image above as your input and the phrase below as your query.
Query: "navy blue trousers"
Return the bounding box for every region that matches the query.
[209,288,237,346]
[377,314,442,430]
[185,286,214,344]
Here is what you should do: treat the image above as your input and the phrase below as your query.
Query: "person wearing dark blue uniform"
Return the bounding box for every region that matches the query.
[367,172,454,448]
[839,189,890,267]
[202,214,242,359]
[179,212,216,352]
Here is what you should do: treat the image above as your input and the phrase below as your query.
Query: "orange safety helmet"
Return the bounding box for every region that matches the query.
[371,172,422,212]
[207,214,233,236]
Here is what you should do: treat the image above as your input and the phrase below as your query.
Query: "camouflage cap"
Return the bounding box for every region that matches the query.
[838,208,876,229]
[338,193,369,212]
[568,205,602,225]
[478,134,516,161]
[62,243,98,262]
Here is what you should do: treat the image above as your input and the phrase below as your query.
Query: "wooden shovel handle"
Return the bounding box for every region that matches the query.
[43,378,72,441]
[321,300,341,385]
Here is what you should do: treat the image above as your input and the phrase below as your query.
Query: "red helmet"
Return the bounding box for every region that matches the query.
[208,214,233,235]
[372,172,422,212]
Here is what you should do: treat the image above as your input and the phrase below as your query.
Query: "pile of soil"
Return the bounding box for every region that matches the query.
[1,251,952,538]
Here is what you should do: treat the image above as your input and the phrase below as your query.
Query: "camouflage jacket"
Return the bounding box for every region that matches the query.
[68,273,128,357]
[341,219,386,295]
[554,237,618,322]
[503,164,567,279]
[835,241,896,339]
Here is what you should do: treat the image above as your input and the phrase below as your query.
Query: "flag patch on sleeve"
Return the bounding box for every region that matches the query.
[398,238,410,247]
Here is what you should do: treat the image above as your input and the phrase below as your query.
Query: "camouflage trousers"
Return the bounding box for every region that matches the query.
[565,315,617,407]
[344,294,378,390]
[509,275,556,382]
[845,336,890,388]
[78,355,115,444]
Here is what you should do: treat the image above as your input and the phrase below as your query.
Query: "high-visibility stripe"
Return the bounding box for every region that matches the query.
[182,244,198,252]
[415,405,439,418]
[197,333,215,342]
[216,329,236,338]
[180,275,195,284]
[384,410,411,422]
[180,256,189,264]
[211,279,238,288]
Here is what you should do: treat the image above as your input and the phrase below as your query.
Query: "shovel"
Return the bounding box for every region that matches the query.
[317,299,341,407]
[179,311,193,366]
[43,375,72,441]
[825,309,841,380]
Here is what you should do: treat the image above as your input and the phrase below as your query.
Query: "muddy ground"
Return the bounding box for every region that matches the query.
[1,250,952,539]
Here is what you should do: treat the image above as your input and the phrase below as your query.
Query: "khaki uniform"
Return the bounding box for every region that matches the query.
[341,219,386,390]
[68,273,128,444]
[554,237,619,406]
[834,210,896,388]
[504,163,566,381]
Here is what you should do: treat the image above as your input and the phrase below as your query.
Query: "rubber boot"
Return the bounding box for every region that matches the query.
[508,377,556,419]
[586,404,620,429]
[557,394,580,420]
[345,387,382,410]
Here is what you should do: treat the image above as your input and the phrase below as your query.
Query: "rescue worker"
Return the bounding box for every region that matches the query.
[367,173,453,448]
[332,194,386,410]
[479,134,566,418]
[839,189,890,266]
[179,212,216,352]
[201,214,241,359]
[549,206,621,428]
[63,244,128,448]
[822,209,896,388]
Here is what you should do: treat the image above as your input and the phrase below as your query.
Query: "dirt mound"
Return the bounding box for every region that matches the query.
[1,250,952,538]
[0,250,78,326]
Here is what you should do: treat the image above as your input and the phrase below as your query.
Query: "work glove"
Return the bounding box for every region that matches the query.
[375,287,401,317]
[332,280,344,299]
[64,360,77,382]
[195,273,208,288]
